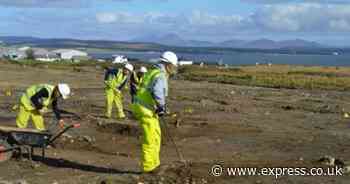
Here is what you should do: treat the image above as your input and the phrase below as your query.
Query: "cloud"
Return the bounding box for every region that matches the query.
[189,10,246,27]
[2,1,350,44]
[329,19,350,32]
[96,10,249,29]
[242,0,350,4]
[0,0,168,8]
[0,0,90,8]
[93,2,350,42]
[96,12,158,24]
[251,3,350,32]
[96,13,118,24]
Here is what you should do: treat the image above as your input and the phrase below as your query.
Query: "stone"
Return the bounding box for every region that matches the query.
[99,174,138,184]
[343,166,350,174]
[31,163,41,169]
[62,133,73,139]
[0,180,11,184]
[13,180,28,184]
[82,136,95,143]
[319,155,335,166]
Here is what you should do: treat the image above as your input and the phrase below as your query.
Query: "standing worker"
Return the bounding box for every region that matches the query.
[16,83,71,131]
[104,63,134,119]
[131,51,178,174]
[130,66,148,103]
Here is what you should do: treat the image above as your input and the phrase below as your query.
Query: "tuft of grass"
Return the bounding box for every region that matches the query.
[8,59,153,71]
[179,65,350,91]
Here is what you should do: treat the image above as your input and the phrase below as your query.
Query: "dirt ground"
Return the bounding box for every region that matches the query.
[1,61,350,184]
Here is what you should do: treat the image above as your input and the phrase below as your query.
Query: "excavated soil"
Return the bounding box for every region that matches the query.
[0,62,350,183]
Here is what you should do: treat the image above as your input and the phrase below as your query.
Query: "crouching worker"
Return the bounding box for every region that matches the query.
[130,66,147,103]
[131,51,178,174]
[16,83,71,131]
[104,63,134,119]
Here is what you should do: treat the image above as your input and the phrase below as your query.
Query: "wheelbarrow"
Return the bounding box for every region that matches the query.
[0,123,80,163]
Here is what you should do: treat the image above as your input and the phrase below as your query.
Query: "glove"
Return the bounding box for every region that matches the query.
[165,104,171,115]
[114,89,122,97]
[155,105,166,117]
[38,107,48,115]
[58,119,65,129]
[104,81,112,88]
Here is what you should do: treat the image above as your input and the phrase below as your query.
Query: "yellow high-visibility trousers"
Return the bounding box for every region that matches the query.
[16,104,45,130]
[131,103,161,172]
[105,89,125,119]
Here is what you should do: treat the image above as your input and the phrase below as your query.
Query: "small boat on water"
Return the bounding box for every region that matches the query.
[333,52,340,56]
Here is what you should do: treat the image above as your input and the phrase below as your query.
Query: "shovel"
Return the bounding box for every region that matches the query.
[159,116,187,166]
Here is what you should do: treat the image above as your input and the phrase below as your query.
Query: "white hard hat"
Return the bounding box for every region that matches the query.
[58,83,71,99]
[140,66,148,73]
[160,51,178,66]
[124,63,134,72]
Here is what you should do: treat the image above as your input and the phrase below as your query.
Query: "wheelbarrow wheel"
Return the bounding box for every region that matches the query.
[0,139,13,163]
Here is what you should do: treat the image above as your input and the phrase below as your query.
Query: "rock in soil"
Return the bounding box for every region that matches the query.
[318,155,345,167]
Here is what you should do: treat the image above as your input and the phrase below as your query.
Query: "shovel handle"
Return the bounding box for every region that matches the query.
[48,123,80,145]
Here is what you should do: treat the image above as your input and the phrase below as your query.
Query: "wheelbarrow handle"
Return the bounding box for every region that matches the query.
[47,123,81,145]
[73,123,81,128]
[0,145,19,153]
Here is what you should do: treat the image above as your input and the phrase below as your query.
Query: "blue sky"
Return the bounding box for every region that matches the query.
[91,0,257,15]
[0,0,349,46]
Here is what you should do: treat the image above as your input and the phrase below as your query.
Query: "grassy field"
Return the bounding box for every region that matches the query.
[5,58,350,91]
[178,65,350,91]
[2,59,151,71]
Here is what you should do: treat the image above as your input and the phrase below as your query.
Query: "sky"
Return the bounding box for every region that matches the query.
[0,0,349,46]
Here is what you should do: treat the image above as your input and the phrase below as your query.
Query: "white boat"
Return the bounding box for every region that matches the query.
[179,60,193,66]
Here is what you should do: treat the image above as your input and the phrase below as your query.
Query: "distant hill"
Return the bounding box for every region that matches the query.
[278,39,322,49]
[0,36,163,51]
[131,33,214,47]
[0,35,343,56]
[156,34,187,47]
[243,39,278,49]
[220,39,247,48]
[0,36,42,44]
[131,34,324,49]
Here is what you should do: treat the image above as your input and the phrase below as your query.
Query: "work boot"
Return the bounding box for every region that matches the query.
[116,114,126,120]
[121,116,129,120]
[144,165,169,175]
[104,114,111,119]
